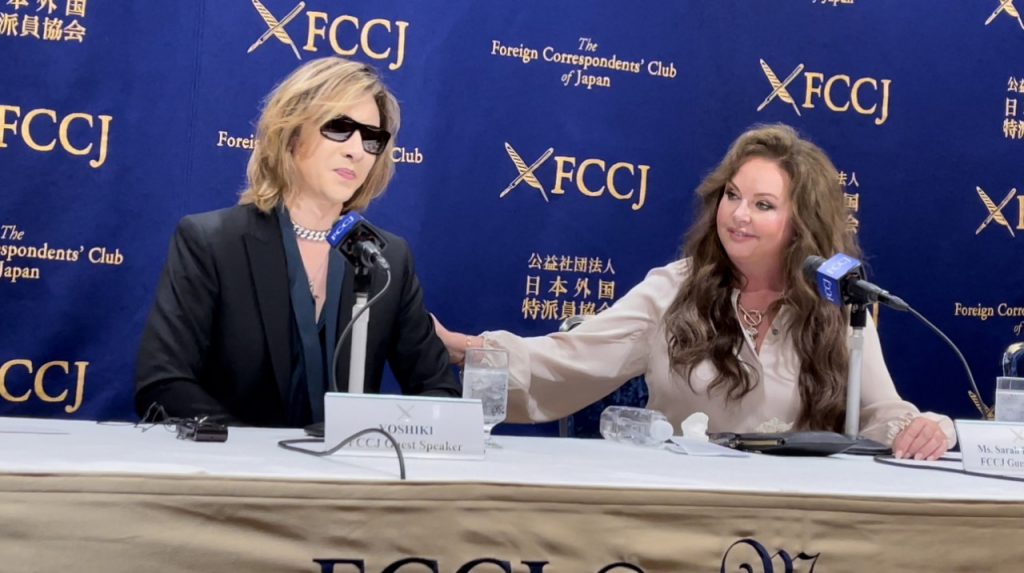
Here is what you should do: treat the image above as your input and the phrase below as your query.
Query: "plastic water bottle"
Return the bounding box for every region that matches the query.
[599,406,674,447]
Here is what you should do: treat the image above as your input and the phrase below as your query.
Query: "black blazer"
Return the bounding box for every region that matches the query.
[134,204,460,426]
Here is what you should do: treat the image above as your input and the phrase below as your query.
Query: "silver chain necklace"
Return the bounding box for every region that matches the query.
[292,222,330,243]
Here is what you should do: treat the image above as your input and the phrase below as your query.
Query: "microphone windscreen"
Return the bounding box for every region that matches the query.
[802,255,826,281]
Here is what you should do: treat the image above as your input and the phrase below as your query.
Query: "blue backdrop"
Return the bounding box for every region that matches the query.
[2,1,1022,433]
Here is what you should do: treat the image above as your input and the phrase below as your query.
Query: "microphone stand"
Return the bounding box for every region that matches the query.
[309,253,390,438]
[347,265,372,395]
[845,302,868,439]
[307,262,373,439]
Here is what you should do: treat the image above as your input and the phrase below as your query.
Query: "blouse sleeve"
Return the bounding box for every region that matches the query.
[483,262,686,423]
[858,314,957,448]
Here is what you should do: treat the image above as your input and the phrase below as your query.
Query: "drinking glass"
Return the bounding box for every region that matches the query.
[996,377,1024,422]
[462,348,509,448]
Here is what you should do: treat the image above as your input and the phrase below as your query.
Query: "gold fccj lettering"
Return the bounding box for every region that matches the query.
[0,105,111,168]
[758,60,891,125]
[501,144,650,211]
[303,12,407,70]
[552,157,649,211]
[0,359,87,414]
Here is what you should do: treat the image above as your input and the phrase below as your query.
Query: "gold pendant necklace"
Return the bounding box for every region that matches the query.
[737,299,764,338]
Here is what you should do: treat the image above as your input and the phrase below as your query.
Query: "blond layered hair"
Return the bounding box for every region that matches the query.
[239,57,400,213]
[664,124,861,432]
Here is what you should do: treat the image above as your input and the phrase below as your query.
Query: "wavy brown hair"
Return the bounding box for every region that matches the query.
[239,57,401,213]
[664,124,861,432]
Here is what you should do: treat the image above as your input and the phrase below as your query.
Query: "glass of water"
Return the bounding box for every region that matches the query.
[996,377,1024,422]
[462,348,509,448]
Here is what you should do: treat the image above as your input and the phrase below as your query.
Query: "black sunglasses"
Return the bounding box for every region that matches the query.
[319,115,391,155]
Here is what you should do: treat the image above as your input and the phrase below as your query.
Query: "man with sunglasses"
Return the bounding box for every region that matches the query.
[134,57,460,427]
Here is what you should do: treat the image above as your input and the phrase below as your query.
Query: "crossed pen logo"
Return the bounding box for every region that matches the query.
[1011,428,1024,444]
[247,0,306,60]
[985,0,1024,30]
[396,404,415,424]
[975,186,1018,237]
[757,59,804,116]
[499,143,554,202]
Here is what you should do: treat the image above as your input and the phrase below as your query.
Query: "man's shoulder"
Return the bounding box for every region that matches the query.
[377,227,409,251]
[179,204,273,240]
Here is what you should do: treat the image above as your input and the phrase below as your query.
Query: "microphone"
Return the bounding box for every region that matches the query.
[802,254,909,311]
[324,212,394,398]
[802,253,991,422]
[327,213,390,271]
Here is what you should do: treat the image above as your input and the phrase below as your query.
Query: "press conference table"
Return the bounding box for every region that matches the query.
[0,417,1022,573]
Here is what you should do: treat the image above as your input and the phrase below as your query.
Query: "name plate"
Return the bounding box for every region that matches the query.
[324,393,485,459]
[954,419,1024,475]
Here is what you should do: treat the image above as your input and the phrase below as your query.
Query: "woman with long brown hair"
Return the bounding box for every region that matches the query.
[436,123,953,460]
